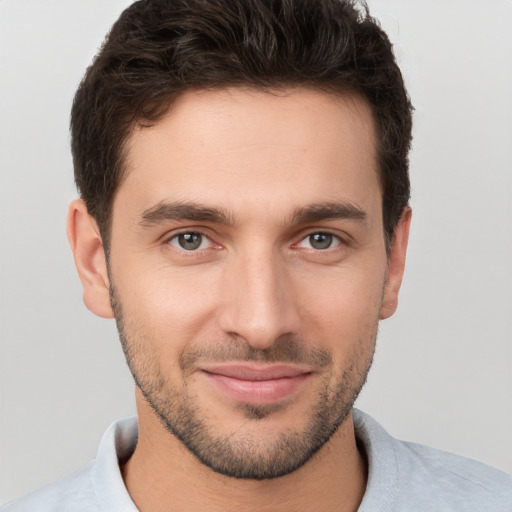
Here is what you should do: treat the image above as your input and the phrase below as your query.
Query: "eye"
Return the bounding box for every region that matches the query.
[168,232,211,251]
[297,232,341,250]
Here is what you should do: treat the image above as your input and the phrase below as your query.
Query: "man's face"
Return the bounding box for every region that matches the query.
[97,88,405,479]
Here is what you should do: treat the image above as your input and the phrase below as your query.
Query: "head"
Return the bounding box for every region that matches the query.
[68,0,412,480]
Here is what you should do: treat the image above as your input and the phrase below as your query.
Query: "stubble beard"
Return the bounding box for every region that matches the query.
[110,287,377,480]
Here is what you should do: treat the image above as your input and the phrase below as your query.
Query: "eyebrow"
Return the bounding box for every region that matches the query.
[140,201,233,227]
[139,200,367,228]
[291,201,367,225]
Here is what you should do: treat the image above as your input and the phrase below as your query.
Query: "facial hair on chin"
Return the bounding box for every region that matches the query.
[110,285,376,480]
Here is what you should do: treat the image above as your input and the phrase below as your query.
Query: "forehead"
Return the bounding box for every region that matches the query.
[116,88,380,225]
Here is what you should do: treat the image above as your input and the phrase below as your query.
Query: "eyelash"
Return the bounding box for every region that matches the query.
[165,230,345,254]
[295,232,343,251]
[166,231,217,253]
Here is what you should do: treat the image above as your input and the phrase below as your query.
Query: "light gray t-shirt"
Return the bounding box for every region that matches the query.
[2,409,511,511]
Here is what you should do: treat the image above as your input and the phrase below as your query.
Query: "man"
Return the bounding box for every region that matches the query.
[2,0,510,510]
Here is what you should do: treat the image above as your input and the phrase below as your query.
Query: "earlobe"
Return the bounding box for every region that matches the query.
[379,208,412,320]
[67,199,114,319]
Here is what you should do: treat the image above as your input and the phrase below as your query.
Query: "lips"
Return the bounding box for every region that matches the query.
[199,363,312,405]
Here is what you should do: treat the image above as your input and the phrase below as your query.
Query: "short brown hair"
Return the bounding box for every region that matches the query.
[71,0,412,249]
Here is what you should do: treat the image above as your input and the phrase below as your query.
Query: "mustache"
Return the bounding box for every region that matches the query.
[179,336,332,372]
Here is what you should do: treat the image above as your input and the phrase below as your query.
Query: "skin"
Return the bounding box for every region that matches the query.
[67,88,411,512]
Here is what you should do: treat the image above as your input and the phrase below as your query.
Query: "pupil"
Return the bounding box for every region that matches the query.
[179,233,202,250]
[310,233,332,249]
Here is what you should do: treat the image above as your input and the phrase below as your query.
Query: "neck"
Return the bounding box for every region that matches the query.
[122,392,367,512]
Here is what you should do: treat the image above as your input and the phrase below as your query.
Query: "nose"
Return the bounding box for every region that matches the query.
[217,247,301,350]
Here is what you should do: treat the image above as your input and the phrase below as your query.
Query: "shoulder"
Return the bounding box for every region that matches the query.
[0,464,98,512]
[395,438,512,509]
[1,417,138,512]
[354,409,512,512]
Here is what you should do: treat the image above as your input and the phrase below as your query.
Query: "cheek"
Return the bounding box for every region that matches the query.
[115,260,224,348]
[292,261,385,346]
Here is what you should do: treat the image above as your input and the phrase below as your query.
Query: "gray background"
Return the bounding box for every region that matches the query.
[1,0,511,504]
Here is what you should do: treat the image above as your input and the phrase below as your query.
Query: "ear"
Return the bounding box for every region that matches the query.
[67,199,114,318]
[379,207,412,320]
